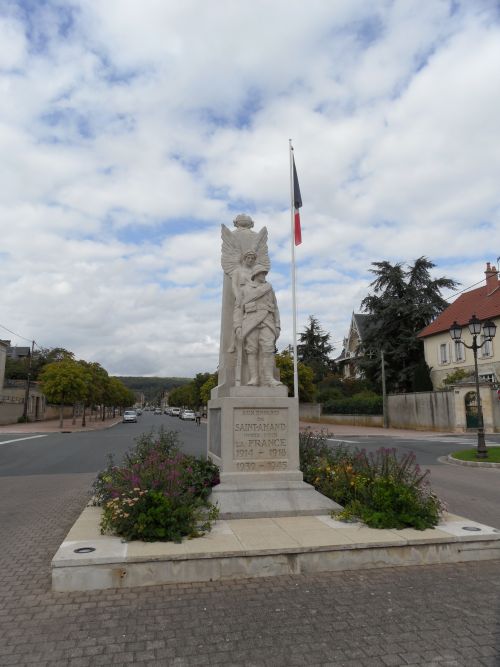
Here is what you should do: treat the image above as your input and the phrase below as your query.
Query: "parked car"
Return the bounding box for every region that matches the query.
[180,410,195,421]
[154,408,162,415]
[136,408,142,415]
[123,410,138,423]
[170,407,181,417]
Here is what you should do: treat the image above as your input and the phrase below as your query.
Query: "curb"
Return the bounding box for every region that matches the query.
[447,454,500,469]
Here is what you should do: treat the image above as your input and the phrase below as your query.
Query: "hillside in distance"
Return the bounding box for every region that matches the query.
[114,376,191,403]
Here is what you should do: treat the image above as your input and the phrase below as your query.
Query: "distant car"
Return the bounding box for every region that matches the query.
[123,410,138,423]
[180,410,195,421]
[170,407,181,417]
[136,409,142,415]
[154,408,162,415]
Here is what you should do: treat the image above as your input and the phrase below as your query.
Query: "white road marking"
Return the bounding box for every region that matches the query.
[0,434,48,446]
[327,438,361,444]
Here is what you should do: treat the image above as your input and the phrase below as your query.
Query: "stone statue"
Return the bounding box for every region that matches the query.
[219,214,271,386]
[221,214,270,294]
[234,265,282,387]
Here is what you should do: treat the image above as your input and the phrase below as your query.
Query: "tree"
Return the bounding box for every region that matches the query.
[200,373,218,405]
[39,359,87,428]
[297,316,335,382]
[359,257,458,393]
[275,351,316,402]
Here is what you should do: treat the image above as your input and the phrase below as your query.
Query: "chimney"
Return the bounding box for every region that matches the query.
[485,262,499,295]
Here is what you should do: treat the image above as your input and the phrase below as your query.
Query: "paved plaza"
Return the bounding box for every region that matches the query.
[0,469,499,666]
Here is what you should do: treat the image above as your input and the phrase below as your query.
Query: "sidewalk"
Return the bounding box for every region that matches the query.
[299,419,457,439]
[0,415,121,434]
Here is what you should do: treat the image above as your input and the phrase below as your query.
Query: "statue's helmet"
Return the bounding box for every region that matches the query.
[233,213,254,229]
[250,265,268,280]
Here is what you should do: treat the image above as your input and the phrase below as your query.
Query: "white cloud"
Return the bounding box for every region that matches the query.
[1,0,499,378]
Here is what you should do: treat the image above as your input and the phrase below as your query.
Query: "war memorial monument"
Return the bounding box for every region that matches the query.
[208,214,338,518]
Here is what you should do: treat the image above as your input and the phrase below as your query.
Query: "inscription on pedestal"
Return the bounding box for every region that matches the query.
[233,407,288,472]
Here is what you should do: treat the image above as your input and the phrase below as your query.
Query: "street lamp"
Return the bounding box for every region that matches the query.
[449,314,497,458]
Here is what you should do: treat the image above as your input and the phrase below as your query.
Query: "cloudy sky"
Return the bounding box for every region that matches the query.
[1,0,499,378]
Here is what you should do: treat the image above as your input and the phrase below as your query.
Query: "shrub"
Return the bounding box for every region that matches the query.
[299,431,443,530]
[322,395,383,415]
[93,428,219,542]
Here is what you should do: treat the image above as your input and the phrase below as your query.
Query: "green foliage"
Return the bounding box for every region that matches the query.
[39,359,87,405]
[168,382,198,408]
[100,490,219,543]
[299,431,443,530]
[316,374,376,403]
[442,368,472,386]
[451,447,500,462]
[117,376,191,403]
[275,351,316,402]
[359,257,458,393]
[200,373,218,405]
[94,429,220,542]
[322,395,383,415]
[297,316,336,382]
[5,345,74,381]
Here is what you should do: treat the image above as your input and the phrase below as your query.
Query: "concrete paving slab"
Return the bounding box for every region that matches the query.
[51,503,500,591]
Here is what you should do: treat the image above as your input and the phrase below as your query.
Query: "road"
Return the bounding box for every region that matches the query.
[0,415,500,665]
[0,411,206,476]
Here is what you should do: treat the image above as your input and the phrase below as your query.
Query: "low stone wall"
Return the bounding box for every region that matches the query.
[311,414,383,427]
[0,403,24,425]
[387,391,455,431]
[299,403,321,420]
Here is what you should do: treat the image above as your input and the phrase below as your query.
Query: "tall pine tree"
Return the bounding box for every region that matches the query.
[359,257,458,393]
[297,316,335,383]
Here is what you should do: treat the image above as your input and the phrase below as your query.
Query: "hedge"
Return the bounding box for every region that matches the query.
[322,396,383,415]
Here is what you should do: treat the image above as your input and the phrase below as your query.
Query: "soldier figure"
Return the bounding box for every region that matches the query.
[235,266,282,387]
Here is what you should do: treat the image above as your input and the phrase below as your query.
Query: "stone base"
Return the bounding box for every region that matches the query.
[209,479,341,519]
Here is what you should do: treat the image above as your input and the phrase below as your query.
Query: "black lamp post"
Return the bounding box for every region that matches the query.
[449,315,497,458]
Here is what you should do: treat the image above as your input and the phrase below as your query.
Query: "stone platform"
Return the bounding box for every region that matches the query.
[52,505,500,592]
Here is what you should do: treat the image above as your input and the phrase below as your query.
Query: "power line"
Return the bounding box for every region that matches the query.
[444,278,485,301]
[0,323,34,345]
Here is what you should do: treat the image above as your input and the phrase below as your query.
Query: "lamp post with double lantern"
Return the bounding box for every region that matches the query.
[449,315,497,459]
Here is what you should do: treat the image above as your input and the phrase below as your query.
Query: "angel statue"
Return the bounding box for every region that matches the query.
[220,214,270,386]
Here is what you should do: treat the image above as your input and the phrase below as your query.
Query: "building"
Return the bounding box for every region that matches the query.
[418,263,500,390]
[335,313,373,379]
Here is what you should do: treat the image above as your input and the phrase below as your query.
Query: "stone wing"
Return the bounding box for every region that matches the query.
[221,224,241,276]
[254,227,270,272]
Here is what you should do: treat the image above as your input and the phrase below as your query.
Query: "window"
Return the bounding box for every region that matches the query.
[478,373,496,384]
[481,336,493,358]
[439,343,449,364]
[454,340,465,362]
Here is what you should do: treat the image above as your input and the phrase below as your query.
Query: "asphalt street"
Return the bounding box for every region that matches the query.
[0,414,500,665]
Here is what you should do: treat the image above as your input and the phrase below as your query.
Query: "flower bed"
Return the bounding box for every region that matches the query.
[299,429,444,530]
[93,428,220,542]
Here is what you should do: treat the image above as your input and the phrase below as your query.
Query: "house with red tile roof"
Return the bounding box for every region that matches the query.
[418,263,500,390]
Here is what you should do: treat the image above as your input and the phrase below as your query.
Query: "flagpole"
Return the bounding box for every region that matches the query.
[289,139,299,400]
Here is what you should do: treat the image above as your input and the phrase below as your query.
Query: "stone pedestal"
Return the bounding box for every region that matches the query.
[207,386,339,519]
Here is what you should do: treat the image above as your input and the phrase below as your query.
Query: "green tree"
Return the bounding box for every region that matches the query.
[78,361,110,425]
[200,373,218,405]
[359,257,458,393]
[39,359,87,428]
[275,351,316,402]
[297,316,335,383]
[168,383,197,409]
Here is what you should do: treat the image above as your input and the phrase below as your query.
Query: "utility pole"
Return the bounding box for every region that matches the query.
[22,340,35,421]
[381,349,388,428]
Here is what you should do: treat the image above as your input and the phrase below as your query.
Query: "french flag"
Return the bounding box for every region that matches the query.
[293,157,302,245]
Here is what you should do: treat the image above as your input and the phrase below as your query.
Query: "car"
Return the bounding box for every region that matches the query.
[136,408,143,415]
[154,408,162,415]
[170,407,181,417]
[123,410,138,423]
[180,410,195,421]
